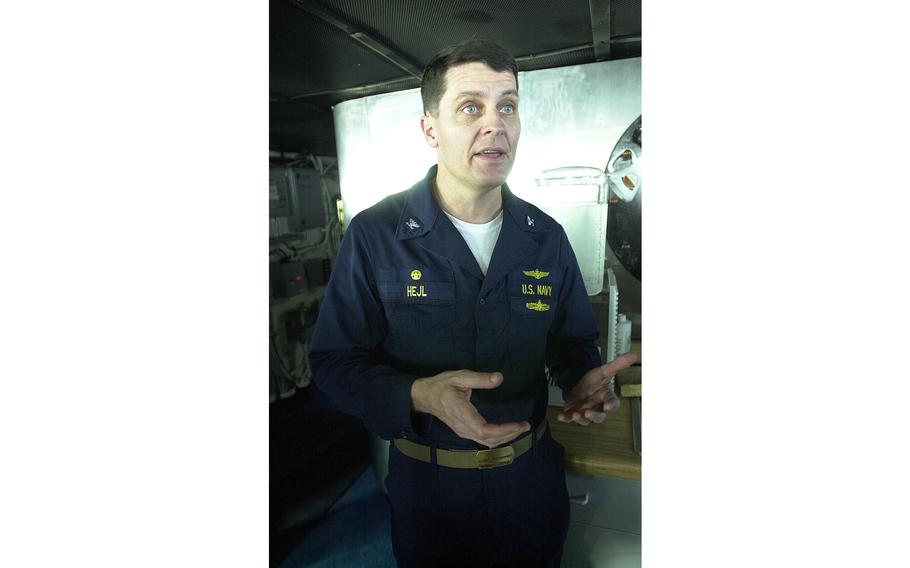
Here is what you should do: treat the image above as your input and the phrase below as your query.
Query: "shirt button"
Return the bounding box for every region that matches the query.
[479,298,485,305]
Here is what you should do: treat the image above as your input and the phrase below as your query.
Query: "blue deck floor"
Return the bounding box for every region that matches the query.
[278,467,397,568]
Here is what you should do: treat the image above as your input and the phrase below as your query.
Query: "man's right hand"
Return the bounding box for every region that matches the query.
[410,370,530,448]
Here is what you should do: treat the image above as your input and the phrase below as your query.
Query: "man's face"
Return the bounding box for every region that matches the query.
[422,62,521,192]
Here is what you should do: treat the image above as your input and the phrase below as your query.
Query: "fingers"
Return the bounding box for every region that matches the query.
[559,393,603,421]
[469,420,529,448]
[574,353,638,395]
[555,412,574,423]
[466,426,528,448]
[601,352,638,377]
[559,392,620,425]
[430,369,532,447]
[479,421,530,438]
[449,399,494,439]
[557,408,603,426]
[446,396,529,447]
[584,409,607,423]
[571,411,591,425]
[602,393,621,412]
[557,410,586,423]
[477,421,530,447]
[452,371,505,390]
[589,353,638,383]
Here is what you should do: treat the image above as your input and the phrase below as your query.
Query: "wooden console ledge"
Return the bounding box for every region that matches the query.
[547,350,641,480]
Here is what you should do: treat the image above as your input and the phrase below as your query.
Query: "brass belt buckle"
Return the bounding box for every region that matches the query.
[475,445,515,469]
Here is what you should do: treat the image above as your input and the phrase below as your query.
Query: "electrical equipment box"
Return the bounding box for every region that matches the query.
[286,167,326,233]
[303,258,332,287]
[270,262,308,298]
[269,166,291,217]
[270,258,332,298]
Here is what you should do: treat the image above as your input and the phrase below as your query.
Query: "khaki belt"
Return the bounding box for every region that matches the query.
[393,421,548,470]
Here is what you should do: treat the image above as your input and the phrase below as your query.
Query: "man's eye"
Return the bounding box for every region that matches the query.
[501,104,515,114]
[462,104,478,114]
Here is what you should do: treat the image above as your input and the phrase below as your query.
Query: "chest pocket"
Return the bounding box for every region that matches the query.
[506,269,562,376]
[507,269,561,319]
[376,268,455,362]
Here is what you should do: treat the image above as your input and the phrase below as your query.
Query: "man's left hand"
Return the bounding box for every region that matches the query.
[557,352,638,425]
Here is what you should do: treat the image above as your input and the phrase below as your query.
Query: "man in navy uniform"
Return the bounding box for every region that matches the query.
[309,39,637,568]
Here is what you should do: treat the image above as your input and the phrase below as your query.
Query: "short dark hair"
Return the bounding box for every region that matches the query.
[420,39,518,116]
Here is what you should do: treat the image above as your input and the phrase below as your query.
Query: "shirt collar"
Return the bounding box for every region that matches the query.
[396,165,542,241]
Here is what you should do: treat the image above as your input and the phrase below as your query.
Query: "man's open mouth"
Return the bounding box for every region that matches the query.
[474,148,507,159]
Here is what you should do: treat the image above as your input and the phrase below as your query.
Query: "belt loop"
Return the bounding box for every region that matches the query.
[533,420,545,455]
[429,440,438,467]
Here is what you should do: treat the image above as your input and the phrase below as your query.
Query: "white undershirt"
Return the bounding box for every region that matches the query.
[443,210,503,275]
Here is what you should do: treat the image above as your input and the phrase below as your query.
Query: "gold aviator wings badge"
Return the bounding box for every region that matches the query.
[523,269,550,280]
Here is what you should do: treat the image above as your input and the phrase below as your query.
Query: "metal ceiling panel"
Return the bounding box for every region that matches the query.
[609,38,641,60]
[516,46,597,72]
[611,0,641,38]
[270,0,407,97]
[270,0,641,154]
[320,0,595,71]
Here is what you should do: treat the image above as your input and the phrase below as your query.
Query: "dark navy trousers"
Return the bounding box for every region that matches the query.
[386,428,570,568]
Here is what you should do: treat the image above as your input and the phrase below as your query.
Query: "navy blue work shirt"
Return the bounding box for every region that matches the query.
[309,165,602,449]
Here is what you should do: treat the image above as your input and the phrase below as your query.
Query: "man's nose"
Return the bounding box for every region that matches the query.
[480,108,506,136]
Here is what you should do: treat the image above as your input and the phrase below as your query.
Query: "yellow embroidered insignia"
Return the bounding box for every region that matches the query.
[410,270,422,281]
[523,269,550,280]
[525,300,550,312]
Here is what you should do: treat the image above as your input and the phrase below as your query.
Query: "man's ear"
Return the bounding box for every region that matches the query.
[420,114,438,148]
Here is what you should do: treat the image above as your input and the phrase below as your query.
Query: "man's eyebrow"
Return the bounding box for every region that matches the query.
[452,89,520,103]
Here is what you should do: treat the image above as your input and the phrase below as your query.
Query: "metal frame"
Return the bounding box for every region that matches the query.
[588,0,612,60]
[286,40,639,101]
[288,0,423,78]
